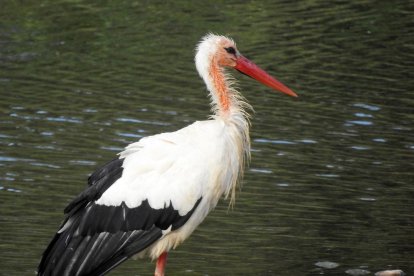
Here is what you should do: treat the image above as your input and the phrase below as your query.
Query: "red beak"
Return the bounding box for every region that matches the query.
[234,55,298,97]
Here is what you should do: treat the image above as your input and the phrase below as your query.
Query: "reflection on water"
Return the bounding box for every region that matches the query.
[1,1,413,275]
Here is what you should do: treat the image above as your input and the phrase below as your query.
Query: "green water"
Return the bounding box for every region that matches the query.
[1,1,413,275]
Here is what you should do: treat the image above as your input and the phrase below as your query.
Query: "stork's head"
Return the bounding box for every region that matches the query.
[195,34,297,97]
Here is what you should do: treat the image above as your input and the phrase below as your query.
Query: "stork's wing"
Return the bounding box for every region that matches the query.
[38,133,204,276]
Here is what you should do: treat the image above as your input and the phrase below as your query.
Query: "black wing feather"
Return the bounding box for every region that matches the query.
[38,157,202,276]
[64,158,124,215]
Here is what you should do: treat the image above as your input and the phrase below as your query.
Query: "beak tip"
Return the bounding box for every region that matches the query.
[282,88,298,98]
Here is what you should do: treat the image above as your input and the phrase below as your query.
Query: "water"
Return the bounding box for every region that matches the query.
[1,1,413,275]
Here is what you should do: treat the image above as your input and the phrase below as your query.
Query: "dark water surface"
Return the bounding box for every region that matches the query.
[1,1,413,275]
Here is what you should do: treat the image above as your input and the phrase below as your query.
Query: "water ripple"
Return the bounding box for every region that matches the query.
[346,120,373,126]
[254,138,296,145]
[117,117,171,126]
[353,103,381,111]
[46,116,82,124]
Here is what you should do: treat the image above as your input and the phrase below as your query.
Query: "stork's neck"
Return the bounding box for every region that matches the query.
[199,57,248,119]
[210,57,231,112]
[196,51,252,205]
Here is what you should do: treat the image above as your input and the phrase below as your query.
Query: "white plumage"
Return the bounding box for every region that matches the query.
[38,34,297,276]
[112,117,248,259]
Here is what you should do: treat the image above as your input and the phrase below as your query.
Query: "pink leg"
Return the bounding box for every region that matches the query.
[154,252,168,276]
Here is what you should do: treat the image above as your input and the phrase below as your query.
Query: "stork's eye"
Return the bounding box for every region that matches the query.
[224,47,236,55]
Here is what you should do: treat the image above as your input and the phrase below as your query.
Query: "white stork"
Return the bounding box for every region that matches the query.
[37,33,297,276]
